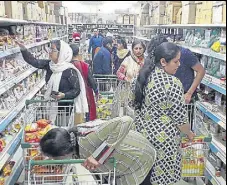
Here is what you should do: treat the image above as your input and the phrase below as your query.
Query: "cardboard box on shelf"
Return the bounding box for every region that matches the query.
[129,15,135,25]
[166,1,182,6]
[22,2,31,20]
[201,9,212,24]
[64,7,68,17]
[212,4,224,24]
[166,4,182,24]
[123,15,130,25]
[203,1,213,9]
[223,4,226,23]
[181,4,196,24]
[41,8,46,22]
[0,1,5,17]
[195,4,203,24]
[31,3,38,21]
[176,8,182,24]
[45,2,50,14]
[46,14,50,23]
[49,3,55,12]
[17,2,23,20]
[4,1,18,19]
[182,1,195,6]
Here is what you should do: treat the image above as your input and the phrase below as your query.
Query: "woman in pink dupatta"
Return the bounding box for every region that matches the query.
[70,44,98,121]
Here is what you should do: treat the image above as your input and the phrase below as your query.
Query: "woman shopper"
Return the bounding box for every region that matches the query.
[70,44,98,122]
[15,39,88,124]
[130,42,195,185]
[116,40,146,83]
[40,116,156,185]
[112,38,130,74]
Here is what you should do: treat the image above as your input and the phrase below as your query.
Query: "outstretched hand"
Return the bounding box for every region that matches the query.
[14,39,26,49]
[82,156,100,171]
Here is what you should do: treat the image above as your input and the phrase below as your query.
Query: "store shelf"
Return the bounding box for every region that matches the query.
[4,147,23,185]
[202,74,226,95]
[206,161,226,185]
[196,102,226,130]
[177,44,226,61]
[5,157,23,185]
[0,67,38,96]
[0,130,22,170]
[0,17,28,25]
[133,36,150,41]
[0,79,45,133]
[0,18,66,26]
[143,24,226,28]
[0,40,50,59]
[210,137,226,164]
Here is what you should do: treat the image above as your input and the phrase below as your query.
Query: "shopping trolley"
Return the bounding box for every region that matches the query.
[181,104,212,178]
[94,75,118,120]
[21,99,75,182]
[27,158,116,185]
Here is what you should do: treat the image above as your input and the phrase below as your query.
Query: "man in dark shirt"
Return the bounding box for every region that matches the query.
[88,28,103,60]
[175,47,205,104]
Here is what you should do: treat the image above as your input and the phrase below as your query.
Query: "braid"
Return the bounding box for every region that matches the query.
[68,127,80,159]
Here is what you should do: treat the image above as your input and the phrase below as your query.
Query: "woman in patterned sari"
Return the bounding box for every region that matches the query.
[130,41,195,185]
[40,116,156,185]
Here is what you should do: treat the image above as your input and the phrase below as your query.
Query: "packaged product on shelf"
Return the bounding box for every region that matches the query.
[13,83,26,101]
[200,55,208,69]
[0,29,9,51]
[0,138,6,152]
[2,161,15,177]
[207,58,221,78]
[210,123,220,136]
[3,90,17,110]
[220,128,226,142]
[220,30,226,54]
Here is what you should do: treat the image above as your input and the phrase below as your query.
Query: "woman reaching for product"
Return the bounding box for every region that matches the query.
[116,40,146,83]
[15,39,88,123]
[40,116,156,185]
[129,40,195,185]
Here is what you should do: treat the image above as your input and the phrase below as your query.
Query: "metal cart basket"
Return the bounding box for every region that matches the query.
[27,158,116,185]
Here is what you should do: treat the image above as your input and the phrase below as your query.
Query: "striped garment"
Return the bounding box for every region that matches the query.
[78,116,156,185]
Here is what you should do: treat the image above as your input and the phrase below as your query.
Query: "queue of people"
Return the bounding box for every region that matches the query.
[15,29,205,185]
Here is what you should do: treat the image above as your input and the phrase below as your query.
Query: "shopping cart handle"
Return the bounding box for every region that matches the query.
[93,74,117,79]
[25,99,75,105]
[30,158,116,166]
[180,133,212,143]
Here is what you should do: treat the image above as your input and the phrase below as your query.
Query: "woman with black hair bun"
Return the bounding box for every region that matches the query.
[129,38,195,185]
[40,116,156,185]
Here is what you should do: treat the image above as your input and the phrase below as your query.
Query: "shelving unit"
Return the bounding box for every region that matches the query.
[134,23,226,185]
[0,15,68,184]
[68,23,134,43]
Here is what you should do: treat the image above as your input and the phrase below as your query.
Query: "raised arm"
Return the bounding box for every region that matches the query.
[15,40,50,69]
[86,116,134,165]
